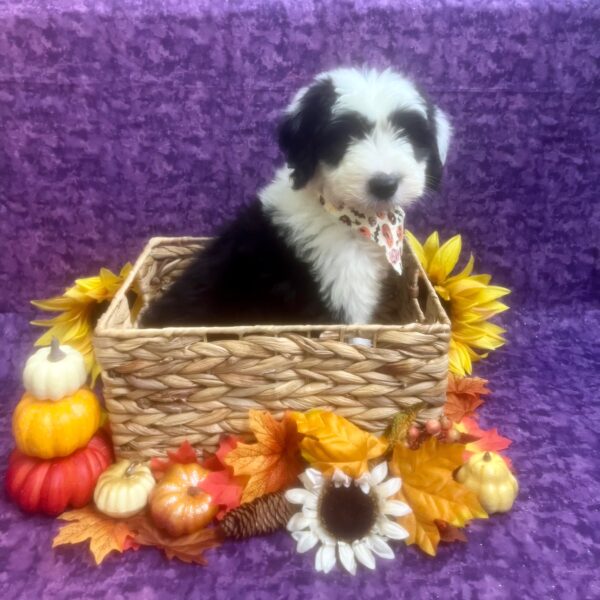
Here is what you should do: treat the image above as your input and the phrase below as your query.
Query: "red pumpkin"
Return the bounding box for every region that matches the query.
[5,431,113,516]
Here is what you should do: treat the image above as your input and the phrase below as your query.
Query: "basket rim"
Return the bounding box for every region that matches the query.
[95,235,451,338]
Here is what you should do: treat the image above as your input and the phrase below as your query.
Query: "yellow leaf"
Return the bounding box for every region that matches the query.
[396,489,440,556]
[53,507,135,565]
[391,438,487,556]
[224,411,304,503]
[291,410,387,478]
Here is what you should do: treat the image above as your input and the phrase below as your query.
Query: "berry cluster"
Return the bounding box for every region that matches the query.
[406,416,459,449]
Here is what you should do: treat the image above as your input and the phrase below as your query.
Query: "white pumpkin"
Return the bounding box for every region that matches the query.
[23,338,87,401]
[94,460,156,518]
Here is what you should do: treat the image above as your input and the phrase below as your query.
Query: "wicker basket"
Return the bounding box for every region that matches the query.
[94,237,450,459]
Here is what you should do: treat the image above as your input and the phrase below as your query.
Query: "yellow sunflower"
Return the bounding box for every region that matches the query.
[406,231,510,376]
[31,263,140,383]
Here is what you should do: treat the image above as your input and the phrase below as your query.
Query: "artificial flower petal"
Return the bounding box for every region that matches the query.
[318,544,336,574]
[315,545,325,572]
[405,230,427,267]
[422,231,440,266]
[355,473,371,495]
[376,477,402,499]
[367,535,395,560]
[287,513,311,532]
[369,461,388,486]
[295,531,319,553]
[379,518,410,540]
[285,488,315,505]
[383,500,412,517]
[428,234,462,283]
[332,468,351,488]
[314,524,336,546]
[338,542,357,575]
[352,540,376,570]
[300,468,324,492]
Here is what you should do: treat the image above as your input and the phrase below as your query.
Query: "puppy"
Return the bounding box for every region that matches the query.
[140,68,451,328]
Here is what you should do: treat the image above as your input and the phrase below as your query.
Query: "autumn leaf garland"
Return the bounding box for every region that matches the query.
[51,399,514,567]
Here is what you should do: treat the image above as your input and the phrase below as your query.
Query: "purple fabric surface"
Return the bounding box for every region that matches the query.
[1,0,599,598]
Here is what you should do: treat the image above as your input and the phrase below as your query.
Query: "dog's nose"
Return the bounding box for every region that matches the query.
[368,173,401,200]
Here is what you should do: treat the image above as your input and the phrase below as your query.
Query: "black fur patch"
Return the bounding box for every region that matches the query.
[140,202,338,327]
[278,79,373,189]
[390,108,442,190]
[278,78,338,189]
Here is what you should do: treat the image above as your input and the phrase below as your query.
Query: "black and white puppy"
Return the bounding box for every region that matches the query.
[141,68,451,328]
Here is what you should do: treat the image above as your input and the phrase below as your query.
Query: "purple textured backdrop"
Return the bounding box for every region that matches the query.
[0,1,599,598]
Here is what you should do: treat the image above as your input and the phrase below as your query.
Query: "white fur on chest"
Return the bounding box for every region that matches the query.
[260,168,389,324]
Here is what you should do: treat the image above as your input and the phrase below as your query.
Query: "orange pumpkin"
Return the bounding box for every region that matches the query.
[149,463,217,537]
[13,389,102,459]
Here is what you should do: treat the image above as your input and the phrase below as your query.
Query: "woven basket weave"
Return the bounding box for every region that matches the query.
[94,237,450,459]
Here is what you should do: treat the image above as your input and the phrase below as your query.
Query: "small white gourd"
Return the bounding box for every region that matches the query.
[23,338,87,401]
[94,460,156,518]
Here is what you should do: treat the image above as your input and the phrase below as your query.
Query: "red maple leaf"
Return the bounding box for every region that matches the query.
[202,436,239,471]
[458,417,513,469]
[199,436,247,519]
[150,441,200,480]
[435,520,468,544]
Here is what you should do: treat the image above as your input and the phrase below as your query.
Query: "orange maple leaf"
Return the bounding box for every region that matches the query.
[445,373,490,423]
[53,507,137,565]
[127,513,221,565]
[390,438,487,556]
[224,411,304,503]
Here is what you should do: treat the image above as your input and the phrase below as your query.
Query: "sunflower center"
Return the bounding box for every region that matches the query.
[319,483,378,543]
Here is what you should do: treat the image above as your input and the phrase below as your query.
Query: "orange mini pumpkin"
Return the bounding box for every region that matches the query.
[149,463,217,537]
[13,388,102,459]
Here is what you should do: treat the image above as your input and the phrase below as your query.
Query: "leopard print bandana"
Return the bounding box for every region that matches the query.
[320,196,405,275]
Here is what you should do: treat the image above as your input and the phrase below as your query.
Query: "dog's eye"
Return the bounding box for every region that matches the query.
[319,113,373,165]
[389,110,433,161]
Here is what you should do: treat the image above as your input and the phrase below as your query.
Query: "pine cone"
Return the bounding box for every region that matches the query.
[219,491,296,540]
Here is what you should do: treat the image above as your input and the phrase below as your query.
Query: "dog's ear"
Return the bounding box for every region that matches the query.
[278,77,337,189]
[425,105,452,191]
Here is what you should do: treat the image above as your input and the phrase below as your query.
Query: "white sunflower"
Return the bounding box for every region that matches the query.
[285,462,411,575]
